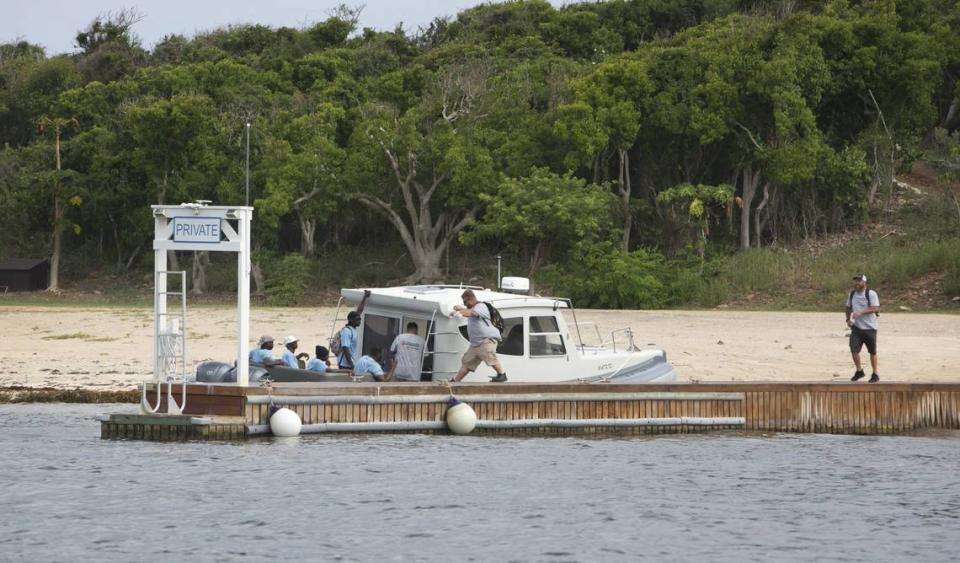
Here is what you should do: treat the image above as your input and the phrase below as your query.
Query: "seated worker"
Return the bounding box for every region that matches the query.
[281,335,309,369]
[249,335,283,367]
[306,345,331,373]
[353,347,386,382]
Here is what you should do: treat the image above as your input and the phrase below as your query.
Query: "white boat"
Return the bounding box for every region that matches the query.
[330,284,676,384]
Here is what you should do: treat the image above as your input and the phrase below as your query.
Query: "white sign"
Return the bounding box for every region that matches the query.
[172,217,221,243]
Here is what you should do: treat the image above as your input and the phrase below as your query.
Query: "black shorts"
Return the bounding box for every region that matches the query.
[849,327,877,355]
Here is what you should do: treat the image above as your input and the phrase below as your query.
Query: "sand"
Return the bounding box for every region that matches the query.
[1,306,957,389]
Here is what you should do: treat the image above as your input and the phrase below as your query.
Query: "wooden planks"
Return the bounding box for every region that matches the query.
[111,383,960,440]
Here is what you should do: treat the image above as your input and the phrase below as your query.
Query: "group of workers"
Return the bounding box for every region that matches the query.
[247,290,427,382]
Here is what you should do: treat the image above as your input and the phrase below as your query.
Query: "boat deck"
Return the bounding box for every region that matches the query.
[100,381,960,440]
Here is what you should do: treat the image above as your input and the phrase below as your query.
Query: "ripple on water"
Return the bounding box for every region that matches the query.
[0,404,958,562]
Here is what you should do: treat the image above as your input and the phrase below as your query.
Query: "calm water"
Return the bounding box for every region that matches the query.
[0,404,958,562]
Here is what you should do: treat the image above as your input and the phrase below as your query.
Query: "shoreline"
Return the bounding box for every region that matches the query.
[3,307,958,397]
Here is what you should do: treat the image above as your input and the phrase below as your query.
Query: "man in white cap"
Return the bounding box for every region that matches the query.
[281,335,308,369]
[249,335,282,367]
[845,273,880,382]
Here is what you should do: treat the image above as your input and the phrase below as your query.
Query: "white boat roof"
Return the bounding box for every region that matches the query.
[341,285,569,316]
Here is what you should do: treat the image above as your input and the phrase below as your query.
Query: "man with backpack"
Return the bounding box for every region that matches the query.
[450,289,508,383]
[334,289,372,369]
[845,273,881,383]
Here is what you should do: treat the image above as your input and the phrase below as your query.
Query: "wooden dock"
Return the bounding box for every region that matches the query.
[100,382,960,441]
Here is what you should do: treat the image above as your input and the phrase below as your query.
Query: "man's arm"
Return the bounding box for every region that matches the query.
[453,304,478,317]
[851,292,880,319]
[357,289,372,315]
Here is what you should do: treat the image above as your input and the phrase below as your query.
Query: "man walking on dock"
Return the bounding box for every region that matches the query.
[846,273,880,383]
[450,289,507,383]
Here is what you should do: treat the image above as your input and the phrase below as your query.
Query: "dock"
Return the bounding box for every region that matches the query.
[100,382,960,440]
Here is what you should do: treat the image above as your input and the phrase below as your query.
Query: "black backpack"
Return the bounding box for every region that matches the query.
[481,301,505,334]
[849,288,880,317]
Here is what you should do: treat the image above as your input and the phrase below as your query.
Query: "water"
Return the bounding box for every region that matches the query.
[1,404,958,562]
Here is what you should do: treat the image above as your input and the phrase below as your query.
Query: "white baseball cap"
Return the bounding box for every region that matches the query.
[852,273,867,282]
[282,335,298,345]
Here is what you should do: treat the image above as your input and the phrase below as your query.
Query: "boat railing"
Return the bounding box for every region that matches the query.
[607,327,637,353]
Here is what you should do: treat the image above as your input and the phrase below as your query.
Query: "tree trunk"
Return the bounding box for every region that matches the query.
[252,260,265,295]
[47,130,63,292]
[739,165,761,251]
[618,148,632,251]
[296,212,316,257]
[124,240,144,272]
[190,251,209,295]
[527,239,550,278]
[356,144,478,284]
[753,181,770,248]
[48,196,62,291]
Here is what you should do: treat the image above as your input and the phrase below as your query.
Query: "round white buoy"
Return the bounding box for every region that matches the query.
[269,407,302,437]
[446,398,477,435]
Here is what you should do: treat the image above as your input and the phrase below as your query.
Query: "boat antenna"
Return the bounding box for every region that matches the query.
[497,255,501,290]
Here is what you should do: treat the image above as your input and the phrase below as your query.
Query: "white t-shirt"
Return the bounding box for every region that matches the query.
[846,289,880,330]
[390,333,425,381]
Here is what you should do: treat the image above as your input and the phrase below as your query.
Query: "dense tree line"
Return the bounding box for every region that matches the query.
[1,1,958,305]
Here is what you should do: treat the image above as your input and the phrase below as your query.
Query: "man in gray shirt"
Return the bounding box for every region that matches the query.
[388,322,425,382]
[450,289,507,383]
[845,273,880,382]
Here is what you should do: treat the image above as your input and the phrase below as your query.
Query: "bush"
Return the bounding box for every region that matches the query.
[542,241,668,309]
[264,254,313,306]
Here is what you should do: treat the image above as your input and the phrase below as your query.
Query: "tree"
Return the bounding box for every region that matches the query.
[558,55,651,250]
[346,82,499,282]
[37,115,79,291]
[462,168,615,277]
[257,104,345,257]
[657,183,733,269]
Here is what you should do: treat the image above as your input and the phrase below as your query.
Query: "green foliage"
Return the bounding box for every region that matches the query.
[543,241,668,309]
[1,0,959,307]
[264,254,312,306]
[463,168,614,275]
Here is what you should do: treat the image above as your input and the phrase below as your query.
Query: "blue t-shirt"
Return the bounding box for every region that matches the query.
[281,350,299,369]
[306,358,327,373]
[353,355,384,379]
[338,326,359,366]
[249,348,273,365]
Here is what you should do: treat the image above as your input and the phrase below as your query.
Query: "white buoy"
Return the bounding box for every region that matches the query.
[269,407,302,437]
[446,398,477,435]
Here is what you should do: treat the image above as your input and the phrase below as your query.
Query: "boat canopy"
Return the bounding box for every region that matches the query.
[341,286,569,317]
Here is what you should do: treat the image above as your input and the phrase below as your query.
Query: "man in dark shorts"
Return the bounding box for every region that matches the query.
[845,273,880,382]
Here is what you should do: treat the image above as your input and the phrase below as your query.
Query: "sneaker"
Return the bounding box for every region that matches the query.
[489,373,508,383]
[851,370,866,382]
[869,373,880,383]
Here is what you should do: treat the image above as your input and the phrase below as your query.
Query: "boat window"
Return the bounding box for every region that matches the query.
[529,315,565,357]
[497,317,524,356]
[529,334,565,356]
[361,313,399,368]
[530,316,560,333]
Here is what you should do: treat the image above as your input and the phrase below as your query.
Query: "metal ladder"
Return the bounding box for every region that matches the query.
[419,310,461,381]
[142,270,188,415]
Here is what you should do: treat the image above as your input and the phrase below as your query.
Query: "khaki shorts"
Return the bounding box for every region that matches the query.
[461,339,499,372]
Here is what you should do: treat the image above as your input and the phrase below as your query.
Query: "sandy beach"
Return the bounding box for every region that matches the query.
[1,306,957,389]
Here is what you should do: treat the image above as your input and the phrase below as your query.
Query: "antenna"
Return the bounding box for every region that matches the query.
[497,255,502,289]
